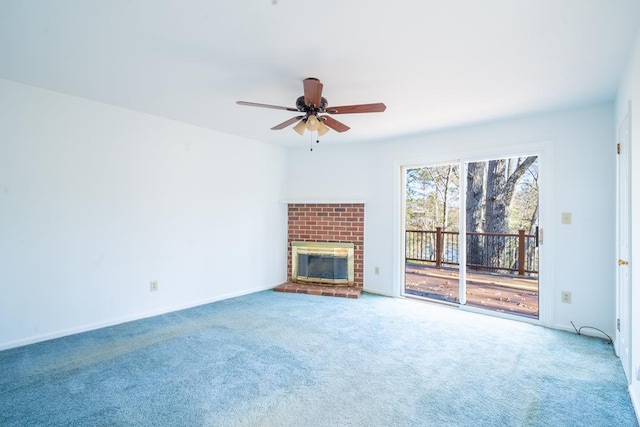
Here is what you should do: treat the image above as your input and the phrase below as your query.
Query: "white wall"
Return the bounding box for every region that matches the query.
[287,103,616,334]
[0,79,288,350]
[616,28,640,415]
[0,76,619,353]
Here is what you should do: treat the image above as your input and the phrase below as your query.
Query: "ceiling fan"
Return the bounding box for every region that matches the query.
[236,77,386,137]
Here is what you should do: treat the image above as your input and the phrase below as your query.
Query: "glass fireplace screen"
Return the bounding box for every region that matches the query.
[291,241,354,285]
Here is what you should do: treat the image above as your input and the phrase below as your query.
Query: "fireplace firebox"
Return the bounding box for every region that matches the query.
[291,241,354,285]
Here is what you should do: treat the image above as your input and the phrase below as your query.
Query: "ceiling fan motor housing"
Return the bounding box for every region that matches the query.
[296,95,328,113]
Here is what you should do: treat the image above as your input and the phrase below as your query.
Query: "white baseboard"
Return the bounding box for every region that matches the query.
[362,287,394,297]
[629,384,640,424]
[0,284,276,352]
[549,322,615,342]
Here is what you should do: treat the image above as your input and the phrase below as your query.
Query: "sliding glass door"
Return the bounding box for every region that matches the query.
[403,155,540,320]
[405,163,461,304]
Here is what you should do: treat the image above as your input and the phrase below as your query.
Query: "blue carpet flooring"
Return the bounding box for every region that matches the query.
[1,291,637,426]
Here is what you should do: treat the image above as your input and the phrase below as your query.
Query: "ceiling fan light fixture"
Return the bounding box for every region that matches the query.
[306,115,320,131]
[317,121,330,136]
[293,119,306,135]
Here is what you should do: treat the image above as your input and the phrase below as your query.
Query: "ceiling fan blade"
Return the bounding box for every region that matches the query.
[271,116,304,130]
[236,101,298,112]
[326,103,387,114]
[303,78,324,107]
[320,115,350,132]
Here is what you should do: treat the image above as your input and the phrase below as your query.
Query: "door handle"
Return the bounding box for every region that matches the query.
[619,259,629,266]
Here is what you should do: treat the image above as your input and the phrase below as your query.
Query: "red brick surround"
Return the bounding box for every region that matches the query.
[287,203,365,288]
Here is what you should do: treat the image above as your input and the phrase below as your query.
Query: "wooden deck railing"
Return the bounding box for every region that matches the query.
[406,227,539,276]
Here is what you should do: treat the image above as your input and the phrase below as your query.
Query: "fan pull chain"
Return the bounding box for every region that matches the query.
[309,131,321,151]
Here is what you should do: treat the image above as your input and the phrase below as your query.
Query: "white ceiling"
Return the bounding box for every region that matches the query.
[1,0,639,147]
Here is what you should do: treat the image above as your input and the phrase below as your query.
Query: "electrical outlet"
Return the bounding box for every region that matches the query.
[374,266,380,275]
[561,291,571,304]
[561,212,572,224]
[150,280,158,292]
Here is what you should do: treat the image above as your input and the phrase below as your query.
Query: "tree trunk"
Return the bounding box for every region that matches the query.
[466,162,485,266]
[441,165,453,230]
[484,159,508,270]
[504,156,537,208]
[484,156,538,271]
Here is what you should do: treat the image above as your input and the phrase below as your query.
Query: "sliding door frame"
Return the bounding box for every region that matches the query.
[393,140,553,326]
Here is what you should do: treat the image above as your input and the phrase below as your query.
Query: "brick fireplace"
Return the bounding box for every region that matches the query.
[274,203,364,298]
